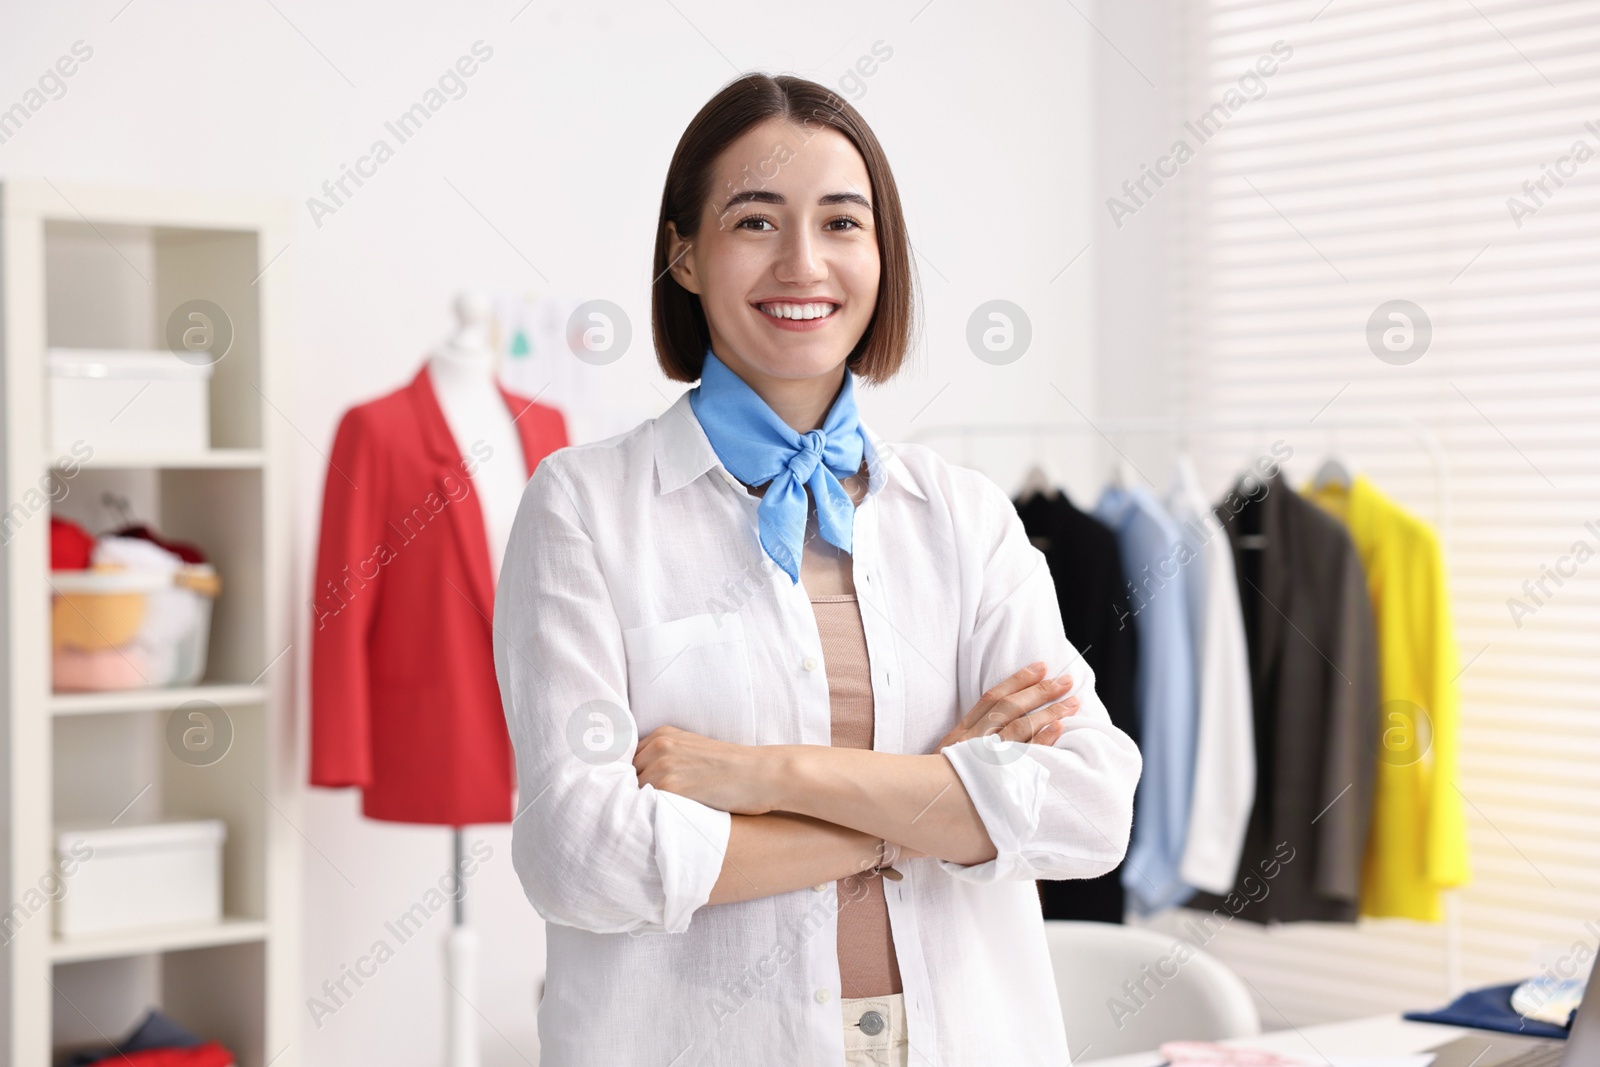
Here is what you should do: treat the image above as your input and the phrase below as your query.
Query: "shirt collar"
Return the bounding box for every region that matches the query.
[653,389,928,502]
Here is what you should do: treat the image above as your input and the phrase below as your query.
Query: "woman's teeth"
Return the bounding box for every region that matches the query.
[758,302,837,321]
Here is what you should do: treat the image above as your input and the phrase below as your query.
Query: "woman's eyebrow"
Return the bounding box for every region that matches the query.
[820,191,872,209]
[721,190,873,211]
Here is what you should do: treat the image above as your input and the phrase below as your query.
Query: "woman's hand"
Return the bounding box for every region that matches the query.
[933,661,1079,754]
[632,725,778,815]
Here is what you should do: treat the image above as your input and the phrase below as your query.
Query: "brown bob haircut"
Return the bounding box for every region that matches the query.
[651,73,918,385]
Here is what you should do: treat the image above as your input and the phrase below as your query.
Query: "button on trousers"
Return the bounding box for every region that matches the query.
[841,993,908,1066]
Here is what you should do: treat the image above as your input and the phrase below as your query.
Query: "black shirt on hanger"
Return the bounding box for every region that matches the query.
[1013,489,1140,924]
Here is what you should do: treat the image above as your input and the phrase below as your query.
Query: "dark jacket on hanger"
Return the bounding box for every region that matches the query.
[1013,490,1140,924]
[1187,471,1380,923]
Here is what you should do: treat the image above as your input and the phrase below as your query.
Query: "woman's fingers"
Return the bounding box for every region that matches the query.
[936,662,1079,754]
[980,670,1075,732]
[956,661,1048,730]
[971,690,1078,748]
[998,695,1080,745]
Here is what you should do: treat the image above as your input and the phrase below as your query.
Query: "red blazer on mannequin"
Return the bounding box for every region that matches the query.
[310,365,568,825]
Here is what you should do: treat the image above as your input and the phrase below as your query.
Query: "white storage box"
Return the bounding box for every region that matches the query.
[48,348,213,454]
[54,819,227,938]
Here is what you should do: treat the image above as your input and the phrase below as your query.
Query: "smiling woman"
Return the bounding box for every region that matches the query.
[650,77,915,399]
[493,72,1141,1067]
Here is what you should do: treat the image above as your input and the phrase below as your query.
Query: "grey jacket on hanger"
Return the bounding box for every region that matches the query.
[1188,470,1380,924]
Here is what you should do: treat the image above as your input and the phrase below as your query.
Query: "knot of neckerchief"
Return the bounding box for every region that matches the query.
[687,347,864,584]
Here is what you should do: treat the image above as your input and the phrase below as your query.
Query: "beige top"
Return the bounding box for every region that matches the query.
[750,460,903,997]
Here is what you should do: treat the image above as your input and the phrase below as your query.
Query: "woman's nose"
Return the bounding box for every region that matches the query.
[775,229,826,284]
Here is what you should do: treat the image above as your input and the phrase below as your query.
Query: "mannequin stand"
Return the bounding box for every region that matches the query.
[445,827,479,1067]
[432,292,517,1067]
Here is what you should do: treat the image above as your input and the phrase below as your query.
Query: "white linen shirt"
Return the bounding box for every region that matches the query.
[1167,456,1256,894]
[493,389,1142,1067]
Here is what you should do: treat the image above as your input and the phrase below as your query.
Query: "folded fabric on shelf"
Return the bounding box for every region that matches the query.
[94,1043,233,1067]
[63,1007,230,1067]
[114,522,209,565]
[52,645,153,691]
[51,516,95,570]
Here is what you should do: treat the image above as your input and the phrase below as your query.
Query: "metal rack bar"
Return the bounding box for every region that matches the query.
[907,413,1451,543]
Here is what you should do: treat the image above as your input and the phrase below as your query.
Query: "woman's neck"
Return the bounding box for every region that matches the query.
[713,347,845,435]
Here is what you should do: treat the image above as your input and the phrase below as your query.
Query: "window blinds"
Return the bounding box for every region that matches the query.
[1137,0,1600,1024]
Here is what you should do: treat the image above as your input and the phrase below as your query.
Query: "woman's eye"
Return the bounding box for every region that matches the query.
[737,215,775,231]
[827,216,863,231]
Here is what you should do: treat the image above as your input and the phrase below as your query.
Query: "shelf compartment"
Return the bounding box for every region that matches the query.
[55,703,270,932]
[51,916,268,963]
[44,218,264,452]
[53,939,267,1067]
[50,467,267,690]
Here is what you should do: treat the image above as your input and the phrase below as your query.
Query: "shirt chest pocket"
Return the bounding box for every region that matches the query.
[620,611,755,745]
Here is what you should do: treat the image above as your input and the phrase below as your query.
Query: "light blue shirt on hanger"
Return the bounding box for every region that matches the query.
[1094,483,1200,915]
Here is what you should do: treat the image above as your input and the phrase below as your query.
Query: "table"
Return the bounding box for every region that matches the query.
[1078,1013,1473,1066]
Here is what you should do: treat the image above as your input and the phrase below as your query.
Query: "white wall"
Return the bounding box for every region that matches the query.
[1,2,1100,1063]
[1088,0,1184,462]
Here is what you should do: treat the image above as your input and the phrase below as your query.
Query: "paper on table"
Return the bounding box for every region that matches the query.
[1158,1044,1434,1067]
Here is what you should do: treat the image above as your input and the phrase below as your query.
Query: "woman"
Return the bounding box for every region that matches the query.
[494,73,1141,1067]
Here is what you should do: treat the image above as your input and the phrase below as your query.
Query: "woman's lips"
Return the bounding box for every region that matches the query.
[753,301,840,332]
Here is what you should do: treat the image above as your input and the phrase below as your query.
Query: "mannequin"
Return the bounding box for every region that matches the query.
[313,288,569,1067]
[427,291,527,1067]
[428,290,528,582]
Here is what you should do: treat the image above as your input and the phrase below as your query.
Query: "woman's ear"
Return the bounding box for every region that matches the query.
[664,221,699,294]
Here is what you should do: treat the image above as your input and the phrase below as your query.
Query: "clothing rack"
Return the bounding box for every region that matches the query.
[908,412,1463,998]
[906,413,1450,541]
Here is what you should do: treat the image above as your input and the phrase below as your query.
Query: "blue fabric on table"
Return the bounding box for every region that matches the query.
[1403,982,1571,1040]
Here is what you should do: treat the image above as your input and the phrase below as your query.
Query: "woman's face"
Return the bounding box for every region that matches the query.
[668,118,881,389]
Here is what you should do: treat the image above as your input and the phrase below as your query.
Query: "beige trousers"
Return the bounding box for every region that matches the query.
[840,992,909,1067]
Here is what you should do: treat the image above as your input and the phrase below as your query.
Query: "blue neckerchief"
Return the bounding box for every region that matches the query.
[688,347,864,584]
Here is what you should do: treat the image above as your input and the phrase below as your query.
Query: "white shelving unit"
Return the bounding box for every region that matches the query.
[1,181,298,1066]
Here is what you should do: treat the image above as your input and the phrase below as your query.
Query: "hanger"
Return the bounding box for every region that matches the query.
[1307,420,1355,492]
[1015,462,1057,504]
[1014,429,1059,505]
[102,491,136,529]
[1170,452,1201,497]
[1311,454,1353,491]
[1108,456,1138,490]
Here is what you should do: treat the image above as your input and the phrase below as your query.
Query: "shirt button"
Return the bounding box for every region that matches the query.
[812,882,827,892]
[814,988,831,1004]
[802,656,819,671]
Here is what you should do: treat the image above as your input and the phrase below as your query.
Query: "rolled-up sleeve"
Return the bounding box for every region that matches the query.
[493,456,730,934]
[937,478,1143,885]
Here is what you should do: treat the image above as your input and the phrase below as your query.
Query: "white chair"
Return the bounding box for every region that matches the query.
[1043,919,1261,1060]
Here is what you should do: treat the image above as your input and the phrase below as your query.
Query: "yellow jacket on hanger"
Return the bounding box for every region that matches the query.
[1307,475,1470,921]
